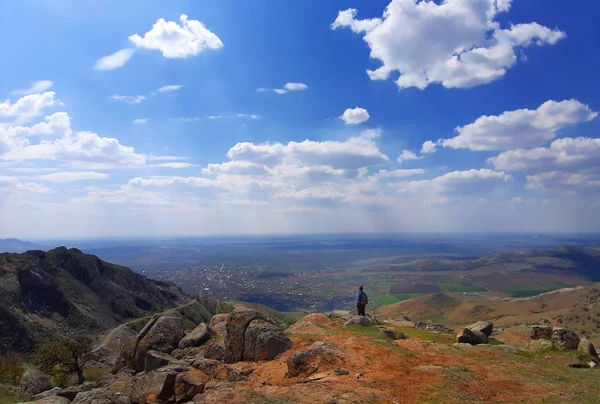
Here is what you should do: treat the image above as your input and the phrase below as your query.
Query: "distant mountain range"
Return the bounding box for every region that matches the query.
[0,247,195,354]
[0,238,44,253]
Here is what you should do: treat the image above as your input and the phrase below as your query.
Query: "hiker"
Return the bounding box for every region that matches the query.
[356,285,368,316]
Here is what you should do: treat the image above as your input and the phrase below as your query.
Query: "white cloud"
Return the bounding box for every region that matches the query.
[397,150,422,163]
[133,118,148,125]
[340,107,370,125]
[127,176,214,188]
[421,140,437,154]
[111,95,146,104]
[378,169,425,178]
[0,176,51,194]
[393,169,512,197]
[11,81,54,96]
[441,100,597,151]
[274,89,288,95]
[284,82,308,91]
[154,162,197,169]
[203,161,268,176]
[38,171,109,183]
[526,171,600,195]
[0,112,72,153]
[331,0,565,89]
[129,14,223,58]
[489,137,600,173]
[158,85,184,93]
[10,167,58,173]
[147,155,188,161]
[274,186,346,201]
[208,114,259,120]
[93,49,135,70]
[0,92,59,122]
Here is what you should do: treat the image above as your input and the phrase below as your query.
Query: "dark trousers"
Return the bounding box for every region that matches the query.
[357,303,366,316]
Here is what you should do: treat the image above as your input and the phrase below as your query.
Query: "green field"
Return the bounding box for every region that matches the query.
[373,293,424,306]
[438,281,485,293]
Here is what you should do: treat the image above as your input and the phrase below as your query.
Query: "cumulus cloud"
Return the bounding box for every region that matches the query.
[93,49,135,70]
[397,150,422,163]
[202,161,268,176]
[38,171,109,183]
[11,81,54,96]
[133,118,148,125]
[0,92,60,122]
[111,95,146,104]
[0,176,51,194]
[526,171,600,195]
[208,114,259,120]
[129,14,223,58]
[393,169,512,197]
[378,169,425,178]
[441,100,597,151]
[158,85,184,93]
[127,176,214,188]
[284,83,308,91]
[331,0,565,89]
[154,162,197,169]
[421,140,437,154]
[340,107,370,125]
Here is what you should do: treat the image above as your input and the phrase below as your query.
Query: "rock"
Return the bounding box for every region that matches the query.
[578,338,600,362]
[327,310,353,321]
[456,328,488,345]
[209,314,230,328]
[243,319,291,361]
[192,358,225,377]
[17,397,71,404]
[287,321,327,336]
[224,309,267,363]
[468,321,493,338]
[551,327,580,350]
[526,339,553,351]
[178,323,212,349]
[130,364,187,404]
[343,315,372,327]
[210,322,228,338]
[530,325,553,340]
[125,316,185,372]
[34,384,96,401]
[173,369,209,402]
[203,340,226,361]
[415,321,454,333]
[72,388,130,404]
[379,327,406,340]
[144,350,176,372]
[286,342,345,378]
[334,368,349,376]
[20,369,52,395]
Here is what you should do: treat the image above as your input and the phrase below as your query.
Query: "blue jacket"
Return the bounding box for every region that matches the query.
[357,291,366,304]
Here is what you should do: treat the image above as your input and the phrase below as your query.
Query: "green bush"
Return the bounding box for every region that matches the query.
[50,364,69,388]
[0,355,25,385]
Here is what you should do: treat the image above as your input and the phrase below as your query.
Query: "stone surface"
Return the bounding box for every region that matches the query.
[178,322,212,349]
[20,369,52,395]
[578,338,600,362]
[414,321,454,333]
[17,397,71,404]
[130,364,187,404]
[33,384,95,401]
[286,341,345,378]
[224,309,267,363]
[379,327,406,340]
[468,321,493,338]
[551,327,580,350]
[530,325,553,341]
[526,339,553,351]
[144,350,176,372]
[210,322,228,339]
[456,328,488,345]
[243,319,291,361]
[343,315,373,327]
[173,369,209,402]
[209,314,230,328]
[72,388,130,404]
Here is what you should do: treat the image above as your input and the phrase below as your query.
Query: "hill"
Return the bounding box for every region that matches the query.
[0,247,193,354]
[0,239,43,253]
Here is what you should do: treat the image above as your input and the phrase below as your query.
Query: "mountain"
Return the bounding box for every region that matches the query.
[0,238,43,253]
[0,247,193,354]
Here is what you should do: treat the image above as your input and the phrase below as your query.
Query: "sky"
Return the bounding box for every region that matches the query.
[1,0,600,238]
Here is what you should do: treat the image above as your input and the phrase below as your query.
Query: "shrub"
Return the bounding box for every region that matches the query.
[50,364,70,388]
[32,336,94,385]
[83,366,109,383]
[0,354,25,385]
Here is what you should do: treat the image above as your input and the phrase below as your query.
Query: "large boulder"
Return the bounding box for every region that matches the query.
[178,323,211,349]
[210,322,228,339]
[551,327,580,350]
[130,364,187,404]
[224,309,266,363]
[17,398,70,404]
[468,321,493,338]
[415,321,454,333]
[144,350,177,372]
[20,369,52,395]
[209,314,229,328]
[72,389,130,404]
[243,319,291,361]
[578,338,600,361]
[173,370,208,403]
[530,325,553,340]
[343,315,374,327]
[456,328,488,345]
[34,384,96,401]
[286,341,345,378]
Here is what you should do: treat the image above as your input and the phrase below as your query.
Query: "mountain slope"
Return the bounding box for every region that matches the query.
[0,247,192,354]
[0,238,43,253]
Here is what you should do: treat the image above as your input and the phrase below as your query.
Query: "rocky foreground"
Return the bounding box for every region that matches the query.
[15,308,600,404]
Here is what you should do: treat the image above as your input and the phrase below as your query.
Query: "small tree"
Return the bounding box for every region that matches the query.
[0,354,25,385]
[32,336,94,385]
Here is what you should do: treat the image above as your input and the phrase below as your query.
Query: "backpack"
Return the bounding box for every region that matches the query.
[360,292,369,305]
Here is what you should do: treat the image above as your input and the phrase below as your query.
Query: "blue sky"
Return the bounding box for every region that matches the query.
[1,0,600,238]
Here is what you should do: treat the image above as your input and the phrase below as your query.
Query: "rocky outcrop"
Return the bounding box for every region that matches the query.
[530,325,553,340]
[129,364,187,404]
[209,314,229,328]
[20,369,52,395]
[72,389,130,404]
[287,314,334,336]
[17,397,70,404]
[224,309,290,363]
[343,315,379,327]
[286,341,345,378]
[415,321,454,333]
[467,321,493,338]
[144,350,177,372]
[551,328,580,350]
[33,384,96,401]
[578,338,600,361]
[178,323,211,349]
[456,328,488,345]
[243,319,291,361]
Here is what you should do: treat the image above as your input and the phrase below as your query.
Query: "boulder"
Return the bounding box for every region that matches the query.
[327,310,353,321]
[72,388,130,404]
[224,309,267,363]
[209,314,229,328]
[530,325,553,341]
[173,370,209,402]
[20,369,52,395]
[578,338,600,362]
[144,350,177,372]
[243,319,291,361]
[17,397,70,404]
[415,321,454,333]
[178,323,212,349]
[203,340,226,361]
[456,328,488,345]
[130,364,187,404]
[210,322,228,338]
[468,321,493,338]
[551,327,580,350]
[286,342,345,378]
[343,315,373,327]
[127,316,185,372]
[33,383,96,401]
[379,327,406,340]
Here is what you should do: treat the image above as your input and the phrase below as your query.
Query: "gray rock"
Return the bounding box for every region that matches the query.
[144,350,176,372]
[334,368,349,376]
[552,327,580,350]
[210,322,228,338]
[34,383,96,401]
[173,370,208,402]
[209,314,230,328]
[243,319,291,361]
[178,323,212,349]
[415,321,454,333]
[72,388,130,404]
[468,321,493,338]
[130,364,187,404]
[343,315,372,327]
[456,328,488,345]
[530,325,553,341]
[224,309,267,363]
[379,327,406,340]
[20,369,52,395]
[204,340,226,361]
[17,397,71,404]
[578,338,600,362]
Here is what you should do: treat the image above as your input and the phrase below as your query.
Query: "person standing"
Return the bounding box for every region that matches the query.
[356,285,368,316]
